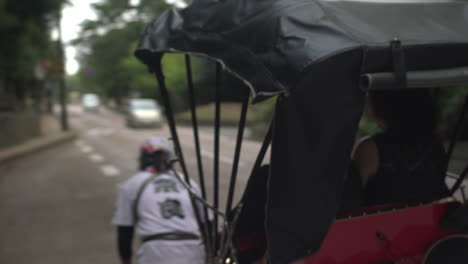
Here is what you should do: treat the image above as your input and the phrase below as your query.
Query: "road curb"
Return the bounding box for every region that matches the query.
[0,131,77,164]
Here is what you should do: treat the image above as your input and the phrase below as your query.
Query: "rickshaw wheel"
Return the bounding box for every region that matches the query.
[423,234,468,264]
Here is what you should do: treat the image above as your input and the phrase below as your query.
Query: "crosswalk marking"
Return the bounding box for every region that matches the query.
[80,145,93,153]
[86,127,115,137]
[89,153,104,162]
[100,165,120,177]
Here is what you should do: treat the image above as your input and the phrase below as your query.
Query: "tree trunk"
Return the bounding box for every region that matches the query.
[14,79,26,110]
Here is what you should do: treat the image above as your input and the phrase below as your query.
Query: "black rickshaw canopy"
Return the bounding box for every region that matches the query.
[135,1,468,263]
[136,0,468,100]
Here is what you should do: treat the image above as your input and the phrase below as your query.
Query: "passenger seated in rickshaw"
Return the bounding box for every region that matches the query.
[353,89,450,206]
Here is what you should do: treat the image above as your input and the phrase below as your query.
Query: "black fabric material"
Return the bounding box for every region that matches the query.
[134,1,468,263]
[234,165,269,237]
[135,0,468,101]
[268,51,365,264]
[338,162,364,214]
[364,132,450,206]
[232,165,269,263]
[117,226,134,261]
[441,202,468,232]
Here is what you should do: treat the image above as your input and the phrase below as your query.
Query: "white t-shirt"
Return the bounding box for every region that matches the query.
[112,171,209,264]
[112,170,206,237]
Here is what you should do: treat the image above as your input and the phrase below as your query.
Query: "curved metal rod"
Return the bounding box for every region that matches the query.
[225,90,250,214]
[171,167,237,264]
[185,55,208,200]
[450,164,468,196]
[220,202,244,261]
[185,55,213,252]
[212,62,222,253]
[171,168,227,219]
[153,64,209,256]
[154,65,189,191]
[220,120,274,261]
[361,66,468,91]
[219,88,250,258]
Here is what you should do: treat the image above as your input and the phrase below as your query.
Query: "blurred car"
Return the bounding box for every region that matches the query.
[81,93,100,112]
[126,99,164,128]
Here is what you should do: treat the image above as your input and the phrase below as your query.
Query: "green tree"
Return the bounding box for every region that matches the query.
[77,22,146,105]
[73,0,221,112]
[73,0,174,107]
[438,86,468,139]
[0,0,66,110]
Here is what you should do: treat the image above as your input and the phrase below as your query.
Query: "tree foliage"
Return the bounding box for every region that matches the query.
[0,0,66,110]
[73,0,220,112]
[75,1,174,106]
[438,86,468,139]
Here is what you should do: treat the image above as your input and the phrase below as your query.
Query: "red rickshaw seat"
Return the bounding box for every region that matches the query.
[304,199,458,264]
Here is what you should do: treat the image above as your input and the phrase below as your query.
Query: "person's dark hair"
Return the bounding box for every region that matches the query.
[369,89,438,136]
[139,150,172,172]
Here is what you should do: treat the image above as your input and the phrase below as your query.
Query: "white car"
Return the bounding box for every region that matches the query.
[126,99,164,128]
[82,93,100,112]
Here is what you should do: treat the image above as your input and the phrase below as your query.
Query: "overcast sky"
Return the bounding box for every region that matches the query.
[61,0,186,75]
[61,0,98,75]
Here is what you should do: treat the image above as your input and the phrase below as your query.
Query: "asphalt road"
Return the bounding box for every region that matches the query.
[0,137,117,263]
[69,105,265,207]
[0,105,266,264]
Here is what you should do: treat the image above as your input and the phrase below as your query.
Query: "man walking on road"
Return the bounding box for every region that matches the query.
[112,137,206,264]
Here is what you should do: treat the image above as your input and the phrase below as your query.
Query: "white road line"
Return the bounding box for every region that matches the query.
[100,165,120,177]
[89,153,104,162]
[80,145,93,153]
[75,140,85,147]
[86,127,115,137]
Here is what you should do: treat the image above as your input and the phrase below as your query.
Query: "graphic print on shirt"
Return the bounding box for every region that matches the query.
[153,178,179,193]
[159,199,185,219]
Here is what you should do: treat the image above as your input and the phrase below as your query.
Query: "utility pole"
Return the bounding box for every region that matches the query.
[56,8,69,131]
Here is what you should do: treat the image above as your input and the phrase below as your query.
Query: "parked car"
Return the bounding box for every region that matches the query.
[126,99,163,128]
[81,93,100,112]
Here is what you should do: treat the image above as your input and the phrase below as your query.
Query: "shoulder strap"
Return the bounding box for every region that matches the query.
[132,173,159,223]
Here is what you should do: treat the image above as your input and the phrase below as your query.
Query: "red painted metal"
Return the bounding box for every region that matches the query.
[304,201,458,264]
[236,232,266,252]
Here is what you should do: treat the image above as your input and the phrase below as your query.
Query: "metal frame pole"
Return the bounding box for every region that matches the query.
[212,62,222,253]
[225,91,249,214]
[185,55,208,200]
[185,55,213,254]
[153,62,209,256]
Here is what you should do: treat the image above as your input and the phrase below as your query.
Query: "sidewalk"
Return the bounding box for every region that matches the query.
[0,114,76,164]
[0,133,116,264]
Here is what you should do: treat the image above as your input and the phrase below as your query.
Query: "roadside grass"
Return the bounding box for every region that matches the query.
[175,103,265,126]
